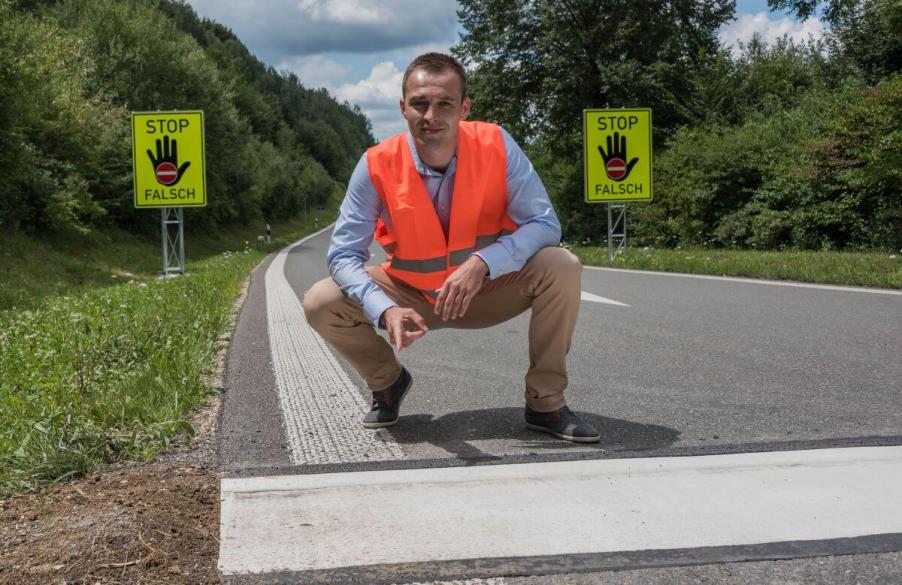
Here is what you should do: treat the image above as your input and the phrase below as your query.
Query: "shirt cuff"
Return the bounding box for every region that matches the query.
[362,289,398,327]
[474,246,511,279]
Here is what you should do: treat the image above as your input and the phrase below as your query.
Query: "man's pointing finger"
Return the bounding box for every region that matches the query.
[411,312,428,333]
[390,322,402,352]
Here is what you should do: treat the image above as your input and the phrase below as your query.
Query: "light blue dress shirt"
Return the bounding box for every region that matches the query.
[327,127,561,326]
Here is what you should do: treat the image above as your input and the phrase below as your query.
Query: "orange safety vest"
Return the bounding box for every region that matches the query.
[367,121,518,303]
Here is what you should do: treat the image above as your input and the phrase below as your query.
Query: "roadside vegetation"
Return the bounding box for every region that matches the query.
[571,246,902,289]
[456,0,901,253]
[0,0,364,493]
[0,212,332,312]
[0,209,334,494]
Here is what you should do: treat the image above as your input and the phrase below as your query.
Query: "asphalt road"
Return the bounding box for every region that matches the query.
[279,227,902,459]
[218,226,902,584]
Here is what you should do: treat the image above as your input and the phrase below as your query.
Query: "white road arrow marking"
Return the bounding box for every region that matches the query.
[581,290,629,306]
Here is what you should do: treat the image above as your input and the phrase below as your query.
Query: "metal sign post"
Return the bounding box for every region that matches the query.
[607,203,627,261]
[161,207,185,275]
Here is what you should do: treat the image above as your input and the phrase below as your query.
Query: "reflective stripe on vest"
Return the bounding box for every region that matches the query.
[390,229,513,272]
[389,255,446,273]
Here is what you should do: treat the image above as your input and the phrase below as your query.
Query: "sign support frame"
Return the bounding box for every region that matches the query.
[607,203,627,261]
[161,207,185,276]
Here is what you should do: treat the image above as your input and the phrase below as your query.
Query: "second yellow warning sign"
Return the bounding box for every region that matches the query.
[583,108,652,203]
[132,111,206,208]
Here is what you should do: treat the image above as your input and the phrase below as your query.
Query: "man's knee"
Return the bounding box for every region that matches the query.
[302,278,343,329]
[533,246,583,279]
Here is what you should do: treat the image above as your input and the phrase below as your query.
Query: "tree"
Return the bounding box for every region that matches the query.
[454,0,735,241]
[770,0,901,83]
[0,2,118,233]
[767,0,857,21]
[831,0,902,83]
[454,0,735,149]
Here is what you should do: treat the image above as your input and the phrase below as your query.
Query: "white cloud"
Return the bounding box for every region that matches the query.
[719,12,826,53]
[336,61,403,106]
[336,61,406,139]
[185,1,464,140]
[397,40,457,60]
[366,108,408,142]
[276,55,352,88]
[187,0,458,59]
[297,0,384,24]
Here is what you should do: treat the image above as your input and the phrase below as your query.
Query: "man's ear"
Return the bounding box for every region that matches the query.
[460,96,471,120]
[399,98,406,116]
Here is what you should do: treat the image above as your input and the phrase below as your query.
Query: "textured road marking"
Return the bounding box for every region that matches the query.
[265,230,404,465]
[219,445,902,574]
[395,577,507,585]
[581,290,629,306]
[583,265,902,296]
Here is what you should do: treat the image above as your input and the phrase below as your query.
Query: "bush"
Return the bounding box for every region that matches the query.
[642,76,901,251]
[0,2,124,233]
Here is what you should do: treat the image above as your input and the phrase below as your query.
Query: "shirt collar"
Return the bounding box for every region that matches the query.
[406,132,457,177]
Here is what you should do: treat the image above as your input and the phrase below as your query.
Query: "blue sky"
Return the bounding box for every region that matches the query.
[186,0,826,140]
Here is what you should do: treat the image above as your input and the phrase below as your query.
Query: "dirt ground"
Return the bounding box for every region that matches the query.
[0,266,257,585]
[0,367,224,585]
[0,460,221,584]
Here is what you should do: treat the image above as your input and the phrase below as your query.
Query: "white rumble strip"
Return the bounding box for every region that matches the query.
[264,230,405,465]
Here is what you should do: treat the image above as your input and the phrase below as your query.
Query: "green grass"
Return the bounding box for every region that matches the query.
[570,245,902,289]
[0,210,335,312]
[0,207,336,494]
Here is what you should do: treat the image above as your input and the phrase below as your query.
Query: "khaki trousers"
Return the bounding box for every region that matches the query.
[302,247,582,412]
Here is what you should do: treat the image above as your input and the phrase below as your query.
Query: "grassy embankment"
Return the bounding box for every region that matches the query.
[0,208,335,494]
[571,246,902,289]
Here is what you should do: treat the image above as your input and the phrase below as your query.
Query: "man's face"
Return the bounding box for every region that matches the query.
[400,68,471,151]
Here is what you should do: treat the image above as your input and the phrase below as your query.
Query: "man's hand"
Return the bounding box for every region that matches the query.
[434,255,488,321]
[382,307,428,351]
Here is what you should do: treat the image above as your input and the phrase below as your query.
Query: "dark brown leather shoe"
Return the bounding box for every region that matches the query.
[525,405,600,443]
[363,367,413,429]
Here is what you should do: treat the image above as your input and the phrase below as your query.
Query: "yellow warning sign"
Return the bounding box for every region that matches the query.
[583,109,652,203]
[132,111,206,208]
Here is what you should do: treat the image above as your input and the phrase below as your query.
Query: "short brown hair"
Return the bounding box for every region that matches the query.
[402,52,467,101]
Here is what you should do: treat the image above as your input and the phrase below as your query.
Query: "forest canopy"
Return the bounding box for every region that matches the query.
[454,0,901,251]
[0,0,374,234]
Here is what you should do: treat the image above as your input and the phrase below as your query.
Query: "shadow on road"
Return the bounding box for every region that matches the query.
[383,407,680,462]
